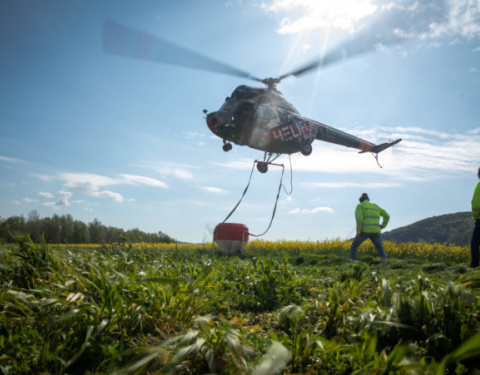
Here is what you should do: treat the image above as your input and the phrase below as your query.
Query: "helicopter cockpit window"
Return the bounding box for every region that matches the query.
[231,85,263,101]
[220,100,238,113]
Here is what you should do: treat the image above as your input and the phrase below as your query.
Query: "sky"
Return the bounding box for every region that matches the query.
[1,0,480,243]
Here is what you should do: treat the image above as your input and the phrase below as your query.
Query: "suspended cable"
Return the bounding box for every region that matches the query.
[221,162,256,224]
[250,165,285,237]
[221,159,292,237]
[281,154,294,196]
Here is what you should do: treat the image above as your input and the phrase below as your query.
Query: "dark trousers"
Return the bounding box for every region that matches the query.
[471,219,480,267]
[350,233,386,260]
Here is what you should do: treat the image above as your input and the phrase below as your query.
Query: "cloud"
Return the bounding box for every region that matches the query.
[29,170,172,208]
[305,182,402,189]
[56,197,70,207]
[60,172,167,190]
[183,131,208,146]
[289,206,334,214]
[183,131,208,140]
[22,198,38,203]
[265,0,378,33]
[213,159,254,170]
[0,155,25,163]
[59,190,72,198]
[141,162,195,180]
[60,173,119,193]
[43,201,66,209]
[33,174,55,182]
[91,190,124,203]
[263,0,480,42]
[57,173,124,203]
[54,171,170,204]
[202,186,226,193]
[429,0,480,39]
[296,126,480,180]
[39,191,54,199]
[43,190,75,209]
[119,174,168,188]
[216,126,480,184]
[312,206,335,213]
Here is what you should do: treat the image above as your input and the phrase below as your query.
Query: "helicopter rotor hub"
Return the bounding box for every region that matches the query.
[261,77,281,90]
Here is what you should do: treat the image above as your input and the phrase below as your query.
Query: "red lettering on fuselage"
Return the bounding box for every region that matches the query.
[272,129,284,141]
[282,124,292,140]
[271,120,313,142]
[291,123,302,138]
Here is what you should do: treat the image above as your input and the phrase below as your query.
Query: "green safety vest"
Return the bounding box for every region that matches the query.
[355,199,390,234]
[472,182,480,220]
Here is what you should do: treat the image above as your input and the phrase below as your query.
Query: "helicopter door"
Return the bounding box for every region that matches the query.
[255,105,277,129]
[230,102,255,144]
[233,102,255,124]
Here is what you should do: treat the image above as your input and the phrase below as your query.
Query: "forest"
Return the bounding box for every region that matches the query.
[0,211,174,244]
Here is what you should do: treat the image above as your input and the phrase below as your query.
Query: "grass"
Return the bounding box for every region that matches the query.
[0,237,479,374]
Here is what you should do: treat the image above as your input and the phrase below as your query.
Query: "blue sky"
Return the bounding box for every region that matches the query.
[1,0,479,243]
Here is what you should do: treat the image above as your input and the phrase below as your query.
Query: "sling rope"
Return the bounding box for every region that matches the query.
[222,156,293,237]
[250,164,285,237]
[221,161,256,224]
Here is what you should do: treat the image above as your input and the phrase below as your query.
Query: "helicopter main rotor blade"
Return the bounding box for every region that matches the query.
[278,30,402,80]
[277,1,443,80]
[278,31,402,80]
[103,20,262,81]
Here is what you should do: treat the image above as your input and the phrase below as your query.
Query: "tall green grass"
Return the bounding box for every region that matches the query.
[0,236,479,374]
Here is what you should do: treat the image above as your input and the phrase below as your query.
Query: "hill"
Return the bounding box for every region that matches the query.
[382,211,473,246]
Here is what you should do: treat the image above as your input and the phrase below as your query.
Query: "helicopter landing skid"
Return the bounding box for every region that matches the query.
[255,153,282,173]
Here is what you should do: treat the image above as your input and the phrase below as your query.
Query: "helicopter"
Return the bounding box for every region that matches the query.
[103,20,402,173]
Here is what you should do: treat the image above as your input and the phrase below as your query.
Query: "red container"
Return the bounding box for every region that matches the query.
[214,223,249,254]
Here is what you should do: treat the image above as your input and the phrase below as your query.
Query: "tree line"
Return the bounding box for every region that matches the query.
[0,210,174,244]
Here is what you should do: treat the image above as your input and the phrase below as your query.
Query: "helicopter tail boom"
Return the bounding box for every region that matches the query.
[359,138,402,154]
[364,138,402,154]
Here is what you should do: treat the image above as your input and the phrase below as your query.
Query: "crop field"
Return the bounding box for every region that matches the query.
[1,237,480,374]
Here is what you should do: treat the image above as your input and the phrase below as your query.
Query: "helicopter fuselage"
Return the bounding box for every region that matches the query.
[206,85,316,154]
[206,84,402,161]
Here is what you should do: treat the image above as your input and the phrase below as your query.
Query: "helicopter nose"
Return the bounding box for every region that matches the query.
[206,112,224,132]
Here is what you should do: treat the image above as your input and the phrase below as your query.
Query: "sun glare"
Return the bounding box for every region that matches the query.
[269,0,378,34]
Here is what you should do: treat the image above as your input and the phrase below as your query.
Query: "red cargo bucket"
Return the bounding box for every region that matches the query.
[214,223,249,254]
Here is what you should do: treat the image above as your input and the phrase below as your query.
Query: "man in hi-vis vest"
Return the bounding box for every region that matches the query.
[470,167,480,268]
[350,193,390,261]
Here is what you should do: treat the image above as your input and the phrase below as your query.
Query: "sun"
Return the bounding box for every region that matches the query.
[268,0,379,35]
[264,0,381,90]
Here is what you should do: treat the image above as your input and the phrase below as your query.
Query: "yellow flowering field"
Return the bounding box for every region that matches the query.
[57,238,470,263]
